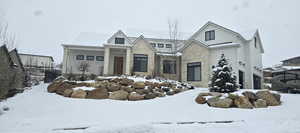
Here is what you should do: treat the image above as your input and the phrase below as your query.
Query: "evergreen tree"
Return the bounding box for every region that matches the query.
[209,54,239,93]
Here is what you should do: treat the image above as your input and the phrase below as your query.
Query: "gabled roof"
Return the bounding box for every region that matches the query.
[132,35,156,52]
[254,30,264,53]
[281,56,300,62]
[107,30,132,44]
[179,39,209,52]
[189,21,257,41]
[9,48,25,72]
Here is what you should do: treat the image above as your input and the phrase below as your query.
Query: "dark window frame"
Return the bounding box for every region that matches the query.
[165,44,172,48]
[115,37,125,44]
[86,55,95,61]
[158,43,164,48]
[76,55,84,60]
[133,54,148,72]
[205,30,215,41]
[96,56,104,61]
[254,37,257,48]
[150,43,156,48]
[187,62,202,81]
[163,60,176,74]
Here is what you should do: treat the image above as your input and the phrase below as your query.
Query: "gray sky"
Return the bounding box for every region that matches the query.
[0,0,299,67]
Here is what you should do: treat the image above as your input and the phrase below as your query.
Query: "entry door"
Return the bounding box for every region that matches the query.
[253,74,261,89]
[239,70,244,89]
[114,57,123,75]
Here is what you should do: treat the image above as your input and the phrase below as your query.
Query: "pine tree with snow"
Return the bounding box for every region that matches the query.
[209,54,239,93]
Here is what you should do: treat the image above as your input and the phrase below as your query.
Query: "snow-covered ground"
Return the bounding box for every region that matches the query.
[1,83,300,133]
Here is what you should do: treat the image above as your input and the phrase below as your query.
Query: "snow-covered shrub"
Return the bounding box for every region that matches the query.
[209,54,239,93]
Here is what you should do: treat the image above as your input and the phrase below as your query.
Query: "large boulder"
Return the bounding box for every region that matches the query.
[135,89,150,95]
[71,89,87,99]
[107,83,121,92]
[234,96,253,109]
[207,97,233,108]
[144,93,157,99]
[63,89,73,97]
[195,95,206,104]
[128,92,144,101]
[272,93,281,103]
[119,78,134,86]
[242,91,258,103]
[109,90,129,100]
[198,92,213,97]
[47,81,64,93]
[55,81,77,95]
[254,99,268,108]
[166,91,175,96]
[121,86,135,93]
[86,88,109,99]
[256,91,281,106]
[133,82,145,89]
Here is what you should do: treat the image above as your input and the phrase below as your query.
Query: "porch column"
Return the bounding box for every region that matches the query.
[103,47,110,75]
[125,47,131,75]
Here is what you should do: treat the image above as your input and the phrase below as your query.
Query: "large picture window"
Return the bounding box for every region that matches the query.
[115,37,125,44]
[163,60,176,74]
[76,55,84,60]
[133,54,148,72]
[187,62,201,81]
[205,30,215,41]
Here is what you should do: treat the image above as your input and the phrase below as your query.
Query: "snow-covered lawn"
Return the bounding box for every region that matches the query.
[1,83,300,133]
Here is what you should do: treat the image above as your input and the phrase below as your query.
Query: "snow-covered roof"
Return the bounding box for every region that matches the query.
[208,42,240,49]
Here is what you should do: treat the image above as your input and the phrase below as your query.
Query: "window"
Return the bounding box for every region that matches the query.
[76,55,84,60]
[187,62,201,81]
[96,56,104,61]
[133,54,148,72]
[115,37,125,44]
[163,60,176,74]
[166,44,172,48]
[86,55,95,61]
[254,37,257,48]
[150,43,156,48]
[205,30,215,41]
[158,43,164,48]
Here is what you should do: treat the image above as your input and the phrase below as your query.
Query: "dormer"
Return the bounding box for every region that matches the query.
[107,30,132,45]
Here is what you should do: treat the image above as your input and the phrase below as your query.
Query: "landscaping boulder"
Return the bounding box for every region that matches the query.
[198,92,213,97]
[121,86,135,93]
[210,92,223,97]
[128,92,144,101]
[95,77,110,81]
[256,91,280,106]
[234,96,253,109]
[207,97,233,108]
[195,95,206,104]
[119,78,134,86]
[166,91,175,96]
[242,91,258,103]
[144,93,157,99]
[133,82,145,89]
[63,89,73,97]
[227,93,239,100]
[53,76,66,83]
[86,88,109,99]
[56,82,76,95]
[107,83,120,92]
[47,81,63,93]
[109,90,129,100]
[254,99,267,108]
[71,89,87,99]
[155,92,166,97]
[272,93,281,103]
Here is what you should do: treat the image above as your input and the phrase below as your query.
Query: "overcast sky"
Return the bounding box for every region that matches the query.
[0,0,299,67]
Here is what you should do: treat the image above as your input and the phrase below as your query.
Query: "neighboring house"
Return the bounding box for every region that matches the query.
[282,56,300,66]
[62,21,264,89]
[19,53,54,71]
[0,45,25,99]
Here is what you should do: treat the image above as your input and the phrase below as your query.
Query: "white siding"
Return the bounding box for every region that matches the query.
[20,55,53,68]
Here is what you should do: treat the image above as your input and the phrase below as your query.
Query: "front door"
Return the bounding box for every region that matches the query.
[253,74,261,89]
[114,56,123,75]
[239,70,244,89]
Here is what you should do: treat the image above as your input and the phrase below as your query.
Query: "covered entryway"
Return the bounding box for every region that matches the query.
[239,70,244,89]
[114,56,124,75]
[253,74,262,89]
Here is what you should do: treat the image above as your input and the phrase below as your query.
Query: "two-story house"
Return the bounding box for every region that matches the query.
[62,21,264,89]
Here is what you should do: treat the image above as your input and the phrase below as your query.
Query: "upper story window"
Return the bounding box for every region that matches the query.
[86,55,95,61]
[158,43,164,48]
[166,44,172,48]
[150,43,156,48]
[76,55,84,60]
[115,37,125,44]
[96,56,104,61]
[254,37,257,48]
[205,30,215,41]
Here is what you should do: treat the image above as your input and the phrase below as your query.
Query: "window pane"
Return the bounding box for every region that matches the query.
[133,54,148,72]
[76,55,84,60]
[96,56,104,61]
[211,30,215,40]
[166,44,172,48]
[158,43,164,48]
[86,56,95,61]
[187,62,201,81]
[115,37,125,44]
[150,43,156,47]
[163,60,176,74]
